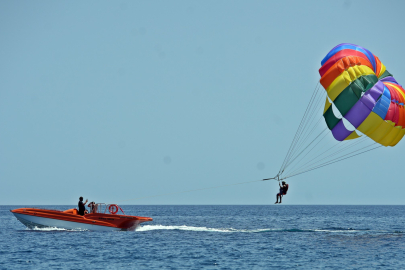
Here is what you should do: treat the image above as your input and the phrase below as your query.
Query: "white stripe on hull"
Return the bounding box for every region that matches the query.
[13,213,122,231]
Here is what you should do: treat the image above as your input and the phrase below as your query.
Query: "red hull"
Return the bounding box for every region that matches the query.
[11,208,153,231]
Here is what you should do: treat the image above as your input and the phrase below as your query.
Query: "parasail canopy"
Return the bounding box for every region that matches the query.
[320,43,405,147]
[270,43,403,181]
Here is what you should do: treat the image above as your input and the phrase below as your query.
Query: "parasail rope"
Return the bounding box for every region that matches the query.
[282,128,330,175]
[284,136,366,177]
[282,144,382,179]
[278,82,321,174]
[111,179,264,203]
[279,83,323,174]
[283,137,367,178]
[289,91,326,158]
[282,127,328,171]
[280,86,325,173]
[269,80,385,182]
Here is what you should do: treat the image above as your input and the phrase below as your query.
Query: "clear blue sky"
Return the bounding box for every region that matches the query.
[1,0,405,205]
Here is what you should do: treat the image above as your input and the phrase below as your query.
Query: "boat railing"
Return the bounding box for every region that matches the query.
[94,203,106,214]
[94,203,125,215]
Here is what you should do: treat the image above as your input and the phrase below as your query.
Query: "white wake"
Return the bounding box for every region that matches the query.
[136,225,270,233]
[30,226,86,232]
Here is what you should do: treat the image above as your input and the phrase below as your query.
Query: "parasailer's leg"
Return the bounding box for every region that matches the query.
[275,193,280,204]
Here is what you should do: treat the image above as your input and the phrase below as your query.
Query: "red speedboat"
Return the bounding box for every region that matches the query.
[11,203,152,231]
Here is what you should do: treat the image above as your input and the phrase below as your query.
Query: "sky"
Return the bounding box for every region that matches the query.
[1,0,405,205]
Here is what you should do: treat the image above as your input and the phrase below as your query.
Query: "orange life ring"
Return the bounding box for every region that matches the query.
[108,204,119,214]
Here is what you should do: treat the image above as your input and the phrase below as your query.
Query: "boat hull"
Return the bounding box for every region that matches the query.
[11,208,153,231]
[12,212,123,231]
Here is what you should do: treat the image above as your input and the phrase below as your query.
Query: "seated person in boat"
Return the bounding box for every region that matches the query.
[78,197,88,216]
[88,201,97,213]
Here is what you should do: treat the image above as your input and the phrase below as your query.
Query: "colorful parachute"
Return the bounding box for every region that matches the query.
[319,43,405,146]
[272,44,402,180]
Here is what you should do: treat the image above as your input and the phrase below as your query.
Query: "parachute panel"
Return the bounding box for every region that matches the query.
[325,66,375,102]
[344,131,361,141]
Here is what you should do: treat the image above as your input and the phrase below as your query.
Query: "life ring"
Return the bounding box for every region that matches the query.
[108,204,119,214]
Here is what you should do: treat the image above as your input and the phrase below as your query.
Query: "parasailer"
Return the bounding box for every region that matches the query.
[265,43,403,197]
[275,181,288,204]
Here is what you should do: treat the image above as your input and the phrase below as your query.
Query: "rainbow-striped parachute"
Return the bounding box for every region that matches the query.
[271,44,403,180]
[320,43,405,147]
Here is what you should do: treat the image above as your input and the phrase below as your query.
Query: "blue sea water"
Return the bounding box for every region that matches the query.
[1,205,405,269]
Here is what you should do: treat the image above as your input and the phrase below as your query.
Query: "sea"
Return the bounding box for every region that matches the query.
[1,205,404,269]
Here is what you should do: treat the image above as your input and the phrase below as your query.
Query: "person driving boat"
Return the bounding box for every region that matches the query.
[78,197,88,215]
